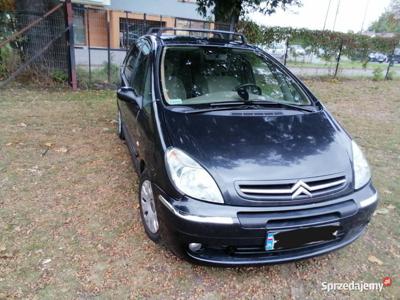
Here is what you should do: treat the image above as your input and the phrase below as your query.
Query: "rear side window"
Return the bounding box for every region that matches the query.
[131,40,151,95]
[124,39,151,95]
[124,45,139,83]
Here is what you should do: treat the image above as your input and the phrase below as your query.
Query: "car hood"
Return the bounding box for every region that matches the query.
[163,109,353,205]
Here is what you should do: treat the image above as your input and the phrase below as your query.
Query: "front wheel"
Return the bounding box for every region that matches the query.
[139,175,160,243]
[117,109,125,140]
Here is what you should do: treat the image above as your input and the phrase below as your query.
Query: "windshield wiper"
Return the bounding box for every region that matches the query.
[249,100,317,112]
[183,100,317,114]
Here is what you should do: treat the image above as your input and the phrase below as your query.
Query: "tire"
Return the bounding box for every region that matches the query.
[117,109,125,140]
[138,172,160,243]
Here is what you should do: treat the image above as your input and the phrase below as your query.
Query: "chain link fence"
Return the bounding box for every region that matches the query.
[0,3,69,88]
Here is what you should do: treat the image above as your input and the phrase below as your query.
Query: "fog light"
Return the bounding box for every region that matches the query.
[189,243,202,252]
[360,193,378,208]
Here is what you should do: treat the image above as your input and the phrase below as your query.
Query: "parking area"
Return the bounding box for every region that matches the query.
[0,80,399,299]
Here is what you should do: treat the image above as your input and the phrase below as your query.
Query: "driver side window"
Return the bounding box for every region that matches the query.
[123,39,151,96]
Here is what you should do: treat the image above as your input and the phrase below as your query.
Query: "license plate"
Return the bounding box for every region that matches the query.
[265,224,341,251]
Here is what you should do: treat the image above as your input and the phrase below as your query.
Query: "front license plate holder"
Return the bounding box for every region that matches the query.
[265,223,341,251]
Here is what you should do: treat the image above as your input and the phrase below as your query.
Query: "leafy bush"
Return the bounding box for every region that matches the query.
[386,69,396,80]
[51,69,68,83]
[372,67,384,81]
[238,20,400,66]
[0,44,18,80]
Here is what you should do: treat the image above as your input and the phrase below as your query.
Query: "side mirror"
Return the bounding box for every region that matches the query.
[117,86,142,107]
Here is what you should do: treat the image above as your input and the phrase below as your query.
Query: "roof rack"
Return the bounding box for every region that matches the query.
[147,27,247,44]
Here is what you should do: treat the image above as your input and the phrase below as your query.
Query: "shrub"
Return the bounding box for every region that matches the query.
[51,69,68,83]
[386,70,396,80]
[372,67,384,81]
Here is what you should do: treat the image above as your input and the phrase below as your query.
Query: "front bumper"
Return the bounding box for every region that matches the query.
[154,183,378,266]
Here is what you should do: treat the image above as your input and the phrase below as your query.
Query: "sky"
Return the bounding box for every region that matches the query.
[250,0,392,33]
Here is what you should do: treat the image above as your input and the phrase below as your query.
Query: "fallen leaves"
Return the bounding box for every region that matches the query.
[55,147,68,153]
[387,204,396,210]
[0,246,14,259]
[27,165,42,176]
[42,258,52,265]
[368,255,383,265]
[374,208,389,215]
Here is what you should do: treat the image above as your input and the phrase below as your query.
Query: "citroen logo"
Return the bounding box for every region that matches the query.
[291,180,312,199]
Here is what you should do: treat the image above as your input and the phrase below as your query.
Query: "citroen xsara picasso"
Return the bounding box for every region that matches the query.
[116,28,378,265]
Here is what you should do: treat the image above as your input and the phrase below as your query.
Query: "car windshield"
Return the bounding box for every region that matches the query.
[161,46,311,106]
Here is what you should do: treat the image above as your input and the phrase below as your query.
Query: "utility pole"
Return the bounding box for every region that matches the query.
[332,0,341,31]
[360,0,370,33]
[323,0,333,30]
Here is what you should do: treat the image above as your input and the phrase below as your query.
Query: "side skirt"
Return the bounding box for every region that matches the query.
[122,123,140,175]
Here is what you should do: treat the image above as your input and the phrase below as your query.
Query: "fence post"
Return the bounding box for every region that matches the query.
[283,37,289,66]
[385,45,396,80]
[106,10,111,84]
[334,39,343,78]
[65,0,77,90]
[144,13,147,34]
[86,8,92,87]
[125,11,129,51]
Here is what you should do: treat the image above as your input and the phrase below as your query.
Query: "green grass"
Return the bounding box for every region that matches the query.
[76,62,120,89]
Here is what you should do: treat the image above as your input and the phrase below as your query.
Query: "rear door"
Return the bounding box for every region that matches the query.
[119,43,139,158]
[121,38,152,162]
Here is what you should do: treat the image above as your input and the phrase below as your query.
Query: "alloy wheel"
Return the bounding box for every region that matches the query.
[140,180,159,234]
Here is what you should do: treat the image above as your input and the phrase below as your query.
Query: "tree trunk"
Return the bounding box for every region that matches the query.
[213,0,242,30]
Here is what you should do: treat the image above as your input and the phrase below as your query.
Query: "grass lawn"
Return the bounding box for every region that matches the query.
[0,80,399,299]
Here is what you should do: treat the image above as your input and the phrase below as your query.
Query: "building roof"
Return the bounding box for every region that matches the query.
[72,0,111,6]
[110,0,210,20]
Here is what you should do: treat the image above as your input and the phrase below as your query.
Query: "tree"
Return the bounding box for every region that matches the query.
[196,0,301,29]
[14,0,67,73]
[369,0,400,33]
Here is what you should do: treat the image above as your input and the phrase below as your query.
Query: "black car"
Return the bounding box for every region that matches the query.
[116,28,378,266]
[388,52,400,64]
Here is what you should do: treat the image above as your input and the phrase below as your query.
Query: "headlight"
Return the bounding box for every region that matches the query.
[165,148,224,204]
[352,141,371,189]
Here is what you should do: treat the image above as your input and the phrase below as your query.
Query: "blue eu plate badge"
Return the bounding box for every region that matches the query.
[265,232,276,251]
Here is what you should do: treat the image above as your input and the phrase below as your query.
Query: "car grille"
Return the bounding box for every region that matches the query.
[237,175,347,203]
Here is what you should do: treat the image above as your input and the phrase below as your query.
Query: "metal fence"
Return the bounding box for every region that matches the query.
[0,2,72,88]
[258,37,400,80]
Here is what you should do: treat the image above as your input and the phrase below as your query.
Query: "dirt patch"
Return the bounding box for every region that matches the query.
[0,81,399,299]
